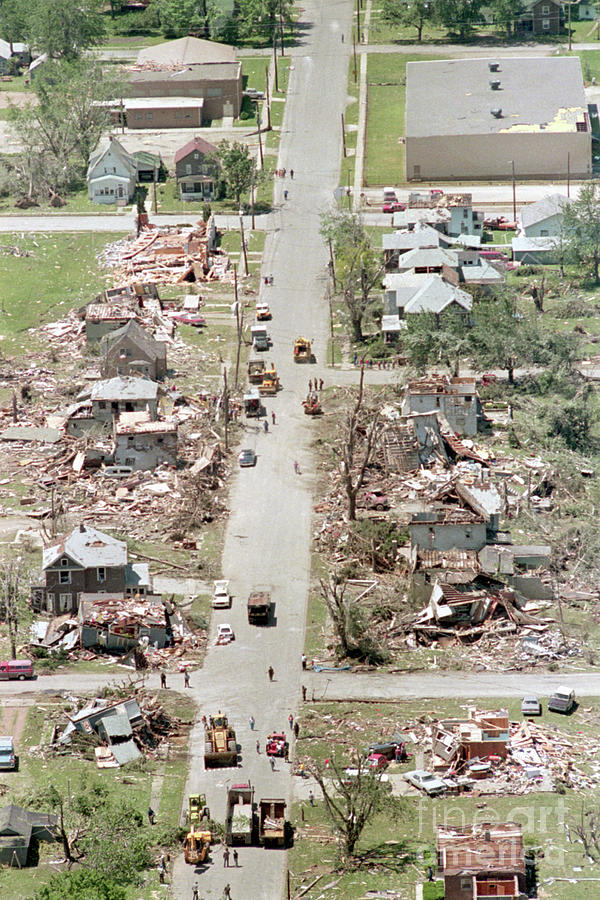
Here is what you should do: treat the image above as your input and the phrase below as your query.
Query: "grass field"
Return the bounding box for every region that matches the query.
[365,52,444,187]
[0,233,117,355]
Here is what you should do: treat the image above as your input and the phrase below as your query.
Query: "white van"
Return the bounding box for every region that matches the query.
[383,187,397,203]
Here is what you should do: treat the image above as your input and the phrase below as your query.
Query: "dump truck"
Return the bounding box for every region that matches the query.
[204,713,237,768]
[243,388,261,417]
[293,337,312,363]
[248,359,266,384]
[247,591,271,625]
[251,324,269,352]
[256,302,271,320]
[258,798,286,847]
[225,783,255,845]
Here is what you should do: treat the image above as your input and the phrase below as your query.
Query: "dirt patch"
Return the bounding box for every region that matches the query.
[0,703,31,743]
[0,92,37,110]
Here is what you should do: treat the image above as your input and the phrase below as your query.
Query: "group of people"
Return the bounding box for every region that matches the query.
[275,167,294,179]
[308,378,324,392]
[353,354,400,369]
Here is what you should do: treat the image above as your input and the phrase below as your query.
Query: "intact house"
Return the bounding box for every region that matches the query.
[123,37,243,124]
[34,524,152,615]
[89,376,159,424]
[110,96,205,130]
[113,416,178,471]
[382,272,473,340]
[408,191,484,238]
[514,0,563,35]
[174,135,219,202]
[383,226,482,271]
[87,136,138,205]
[518,192,569,237]
[401,375,484,436]
[101,319,167,380]
[405,57,591,181]
[511,235,561,265]
[436,822,526,900]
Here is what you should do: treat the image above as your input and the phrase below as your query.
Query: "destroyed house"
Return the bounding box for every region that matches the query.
[90,376,159,423]
[78,595,170,650]
[113,418,178,470]
[402,376,482,436]
[85,304,137,344]
[429,579,507,627]
[60,697,143,766]
[101,319,167,380]
[0,805,58,867]
[40,525,128,615]
[437,822,525,900]
[434,709,510,764]
[410,507,487,553]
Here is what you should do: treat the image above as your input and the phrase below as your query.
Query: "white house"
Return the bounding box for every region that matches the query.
[87,136,138,205]
[518,193,569,238]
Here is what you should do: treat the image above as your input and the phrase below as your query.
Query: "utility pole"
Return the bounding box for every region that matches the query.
[347,169,351,211]
[239,209,249,275]
[234,265,244,388]
[328,287,335,367]
[279,0,285,55]
[265,66,271,130]
[222,366,229,451]
[153,178,158,215]
[356,0,361,42]
[328,238,337,291]
[273,31,279,92]
[510,159,516,223]
[568,0,573,51]
[353,34,357,83]
[567,152,571,198]
[341,113,347,157]
[256,107,264,167]
[251,183,256,230]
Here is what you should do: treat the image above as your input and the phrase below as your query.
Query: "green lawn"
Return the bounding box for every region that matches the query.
[365,52,445,187]
[0,233,117,354]
[342,58,360,188]
[569,48,600,83]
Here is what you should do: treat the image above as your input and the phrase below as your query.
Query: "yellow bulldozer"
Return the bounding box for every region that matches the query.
[183,793,212,865]
[293,337,312,363]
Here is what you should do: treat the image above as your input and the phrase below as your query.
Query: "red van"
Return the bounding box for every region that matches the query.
[0,660,34,680]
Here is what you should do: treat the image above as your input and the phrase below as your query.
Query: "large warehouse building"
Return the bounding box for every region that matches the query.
[405,57,591,182]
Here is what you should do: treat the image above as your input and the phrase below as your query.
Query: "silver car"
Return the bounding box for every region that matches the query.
[404,769,446,796]
[521,695,542,716]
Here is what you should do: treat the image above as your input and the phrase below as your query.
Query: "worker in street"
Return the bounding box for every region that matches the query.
[293,460,301,475]
[302,685,307,701]
[271,410,276,425]
[270,756,276,771]
[290,169,294,179]
[319,378,324,391]
[249,715,255,730]
[263,419,269,433]
[288,713,294,729]
[232,848,239,866]
[268,665,274,681]
[160,671,167,689]
[308,378,313,391]
[184,669,190,688]
[192,883,199,900]
[223,846,230,867]
[294,720,300,739]
[308,790,315,807]
[224,885,232,899]
[284,189,288,200]
[256,739,260,754]
[301,653,307,670]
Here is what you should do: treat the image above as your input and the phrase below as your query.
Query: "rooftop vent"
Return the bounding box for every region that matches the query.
[490,108,503,118]
[488,62,500,72]
[489,80,501,90]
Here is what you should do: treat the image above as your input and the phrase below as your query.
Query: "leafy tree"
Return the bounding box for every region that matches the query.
[26,0,106,59]
[235,0,294,39]
[33,870,127,900]
[545,385,597,452]
[215,140,260,206]
[9,59,121,202]
[320,208,384,342]
[563,180,600,283]
[492,0,525,37]
[380,0,434,41]
[434,0,484,39]
[403,306,472,376]
[155,0,202,37]
[467,293,551,384]
[0,558,33,658]
[0,0,28,52]
[309,756,402,859]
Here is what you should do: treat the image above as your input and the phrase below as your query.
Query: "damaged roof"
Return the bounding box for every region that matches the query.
[437,822,525,877]
[90,376,158,402]
[43,525,127,570]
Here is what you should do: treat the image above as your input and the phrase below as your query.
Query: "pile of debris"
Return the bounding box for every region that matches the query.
[54,691,186,768]
[100,220,231,286]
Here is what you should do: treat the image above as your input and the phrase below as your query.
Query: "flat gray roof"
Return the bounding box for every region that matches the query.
[406,57,587,138]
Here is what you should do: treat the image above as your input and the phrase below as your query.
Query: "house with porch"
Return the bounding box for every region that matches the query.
[87,136,138,205]
[436,822,526,900]
[174,136,219,202]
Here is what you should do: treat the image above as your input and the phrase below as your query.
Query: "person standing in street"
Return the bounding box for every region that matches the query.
[223,846,230,867]
[271,410,276,425]
[256,739,261,754]
[184,669,190,688]
[224,885,232,900]
[290,169,294,179]
[301,653,307,670]
[294,720,300,739]
[268,665,274,681]
[270,756,276,771]
[233,848,239,867]
[160,671,167,689]
[249,715,255,730]
[308,790,314,807]
[192,882,199,900]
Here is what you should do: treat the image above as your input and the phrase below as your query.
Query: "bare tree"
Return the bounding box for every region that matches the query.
[573,803,600,862]
[309,756,399,860]
[333,367,382,521]
[320,573,354,658]
[0,559,33,658]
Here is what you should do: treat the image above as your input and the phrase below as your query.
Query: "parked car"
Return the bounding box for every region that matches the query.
[0,660,34,680]
[173,314,206,327]
[383,201,406,214]
[548,686,576,714]
[212,580,231,609]
[366,753,389,771]
[238,449,257,467]
[364,735,404,760]
[521,695,542,716]
[479,250,510,262]
[244,88,265,100]
[357,491,390,511]
[404,769,446,796]
[216,623,235,642]
[0,736,16,770]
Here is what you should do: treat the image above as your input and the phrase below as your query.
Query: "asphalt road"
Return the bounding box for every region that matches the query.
[169,2,354,898]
